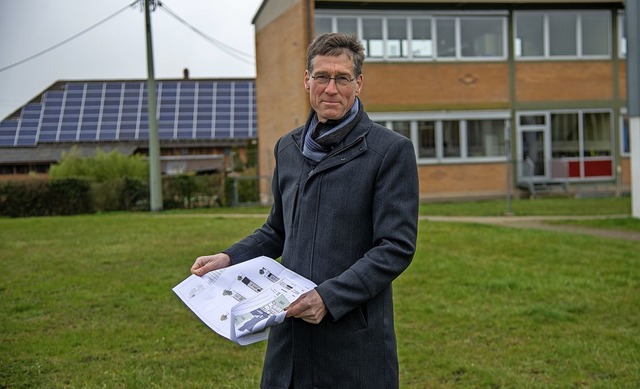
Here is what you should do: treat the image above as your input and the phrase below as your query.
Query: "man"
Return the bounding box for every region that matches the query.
[191,33,419,389]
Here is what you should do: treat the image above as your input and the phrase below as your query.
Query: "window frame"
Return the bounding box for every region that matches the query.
[369,110,510,164]
[516,109,615,181]
[620,109,630,157]
[514,10,612,60]
[618,11,627,58]
[315,10,508,62]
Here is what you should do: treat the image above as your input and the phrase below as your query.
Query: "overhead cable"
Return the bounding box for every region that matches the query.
[158,2,255,65]
[0,1,139,73]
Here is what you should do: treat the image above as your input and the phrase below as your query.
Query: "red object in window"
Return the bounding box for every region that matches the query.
[568,161,581,177]
[567,159,613,177]
[584,159,613,177]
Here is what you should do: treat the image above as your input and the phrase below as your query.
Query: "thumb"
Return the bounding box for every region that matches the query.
[193,267,205,276]
[191,262,209,276]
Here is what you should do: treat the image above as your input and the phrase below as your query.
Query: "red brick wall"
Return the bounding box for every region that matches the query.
[516,61,614,101]
[418,163,508,199]
[255,0,311,202]
[361,62,510,111]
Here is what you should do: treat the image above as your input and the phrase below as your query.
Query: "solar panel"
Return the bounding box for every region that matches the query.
[0,79,257,147]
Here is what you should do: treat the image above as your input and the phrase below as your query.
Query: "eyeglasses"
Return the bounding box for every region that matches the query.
[311,74,355,87]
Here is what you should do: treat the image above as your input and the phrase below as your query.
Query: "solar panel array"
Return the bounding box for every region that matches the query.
[0,79,257,147]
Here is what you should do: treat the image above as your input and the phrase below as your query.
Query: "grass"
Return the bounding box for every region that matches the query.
[197,195,634,217]
[548,217,640,233]
[1,197,639,388]
[419,196,632,217]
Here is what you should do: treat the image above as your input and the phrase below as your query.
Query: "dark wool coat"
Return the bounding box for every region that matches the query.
[224,109,419,389]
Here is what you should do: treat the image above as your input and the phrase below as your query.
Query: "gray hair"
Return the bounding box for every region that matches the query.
[307,33,365,77]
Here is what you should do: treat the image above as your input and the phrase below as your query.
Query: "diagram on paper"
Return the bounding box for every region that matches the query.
[173,256,316,345]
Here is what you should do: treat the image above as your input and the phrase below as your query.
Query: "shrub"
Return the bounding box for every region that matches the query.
[224,174,259,206]
[48,148,150,213]
[48,178,93,215]
[49,148,148,182]
[0,178,93,217]
[163,174,225,209]
[92,178,149,212]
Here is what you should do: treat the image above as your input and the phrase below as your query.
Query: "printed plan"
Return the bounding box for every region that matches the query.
[173,256,316,345]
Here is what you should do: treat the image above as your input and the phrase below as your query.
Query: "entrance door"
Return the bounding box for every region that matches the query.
[517,113,551,183]
[520,130,547,179]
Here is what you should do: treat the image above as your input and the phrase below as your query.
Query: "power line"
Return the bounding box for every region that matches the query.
[0,1,255,74]
[158,2,255,65]
[0,1,139,73]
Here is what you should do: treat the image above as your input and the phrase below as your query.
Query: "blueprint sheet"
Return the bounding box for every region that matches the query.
[173,256,316,345]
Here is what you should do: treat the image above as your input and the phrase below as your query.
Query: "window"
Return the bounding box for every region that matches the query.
[519,110,613,179]
[515,11,611,59]
[583,112,611,157]
[363,18,384,57]
[411,19,433,57]
[373,112,509,162]
[551,112,611,158]
[460,17,505,57]
[315,12,507,61]
[515,13,544,57]
[549,12,577,56]
[619,12,627,58]
[582,12,610,56]
[387,18,408,58]
[436,18,456,58]
[442,120,461,158]
[467,120,505,157]
[418,121,436,158]
[337,17,358,36]
[392,120,410,138]
[551,113,580,158]
[620,114,629,156]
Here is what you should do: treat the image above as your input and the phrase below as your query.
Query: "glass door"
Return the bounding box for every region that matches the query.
[520,130,547,179]
[516,113,550,182]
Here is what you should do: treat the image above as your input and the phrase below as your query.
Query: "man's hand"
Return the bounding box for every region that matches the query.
[285,289,327,324]
[190,253,231,276]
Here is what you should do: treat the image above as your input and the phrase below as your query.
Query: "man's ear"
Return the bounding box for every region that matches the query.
[355,74,363,94]
[304,70,311,92]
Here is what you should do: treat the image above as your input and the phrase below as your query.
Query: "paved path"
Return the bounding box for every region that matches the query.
[421,215,640,241]
[157,213,640,241]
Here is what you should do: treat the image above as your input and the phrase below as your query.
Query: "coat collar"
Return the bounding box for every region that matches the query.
[292,108,373,152]
[291,109,373,177]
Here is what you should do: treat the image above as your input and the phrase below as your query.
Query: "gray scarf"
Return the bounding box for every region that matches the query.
[302,98,362,163]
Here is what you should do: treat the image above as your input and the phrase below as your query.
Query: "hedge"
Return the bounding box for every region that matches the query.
[0,173,230,218]
[0,178,93,217]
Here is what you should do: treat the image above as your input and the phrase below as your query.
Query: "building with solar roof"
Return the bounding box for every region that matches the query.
[0,78,256,179]
[3,0,634,204]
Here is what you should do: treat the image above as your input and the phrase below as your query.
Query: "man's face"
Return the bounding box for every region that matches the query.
[304,53,363,123]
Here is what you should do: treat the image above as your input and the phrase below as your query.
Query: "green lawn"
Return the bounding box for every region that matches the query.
[548,216,640,233]
[1,197,639,388]
[420,195,632,217]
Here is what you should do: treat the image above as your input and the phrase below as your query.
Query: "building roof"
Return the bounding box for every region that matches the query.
[314,0,623,4]
[0,144,138,164]
[0,78,257,148]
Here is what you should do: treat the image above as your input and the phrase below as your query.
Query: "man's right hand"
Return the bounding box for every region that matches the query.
[190,253,231,276]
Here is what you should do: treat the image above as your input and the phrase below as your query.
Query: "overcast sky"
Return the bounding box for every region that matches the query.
[0,0,263,120]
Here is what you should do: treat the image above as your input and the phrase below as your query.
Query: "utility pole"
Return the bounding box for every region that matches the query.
[627,0,640,218]
[144,0,163,211]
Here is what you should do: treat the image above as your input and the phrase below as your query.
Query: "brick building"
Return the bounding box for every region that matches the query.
[252,0,631,202]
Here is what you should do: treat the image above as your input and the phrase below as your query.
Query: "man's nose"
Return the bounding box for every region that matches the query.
[324,78,339,93]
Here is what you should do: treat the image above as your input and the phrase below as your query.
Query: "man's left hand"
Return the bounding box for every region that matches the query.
[285,289,327,324]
